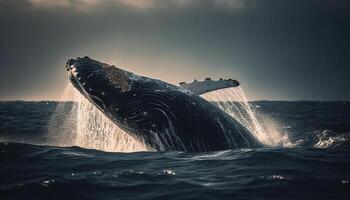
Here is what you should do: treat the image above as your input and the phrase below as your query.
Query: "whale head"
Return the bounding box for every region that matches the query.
[65,56,136,111]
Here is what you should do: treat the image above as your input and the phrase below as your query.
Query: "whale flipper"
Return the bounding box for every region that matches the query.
[179,78,240,95]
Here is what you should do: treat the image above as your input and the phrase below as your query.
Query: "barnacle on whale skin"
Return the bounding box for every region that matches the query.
[103,65,132,92]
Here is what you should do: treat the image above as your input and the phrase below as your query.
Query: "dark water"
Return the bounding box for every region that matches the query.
[1,101,350,199]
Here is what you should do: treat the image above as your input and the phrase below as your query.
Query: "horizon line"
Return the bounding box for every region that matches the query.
[1,99,350,102]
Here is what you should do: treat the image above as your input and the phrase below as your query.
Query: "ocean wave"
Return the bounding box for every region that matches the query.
[314,130,349,148]
[1,141,349,200]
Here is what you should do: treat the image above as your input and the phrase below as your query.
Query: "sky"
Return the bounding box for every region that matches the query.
[1,0,349,101]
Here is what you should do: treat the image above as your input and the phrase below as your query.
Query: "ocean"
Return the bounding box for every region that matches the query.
[1,101,350,199]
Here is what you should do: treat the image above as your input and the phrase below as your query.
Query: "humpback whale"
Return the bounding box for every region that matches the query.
[66,56,261,152]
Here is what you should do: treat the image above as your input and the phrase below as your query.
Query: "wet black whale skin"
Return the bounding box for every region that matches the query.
[67,57,261,152]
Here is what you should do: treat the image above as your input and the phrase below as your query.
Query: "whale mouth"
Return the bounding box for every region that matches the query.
[67,67,84,94]
[66,60,106,110]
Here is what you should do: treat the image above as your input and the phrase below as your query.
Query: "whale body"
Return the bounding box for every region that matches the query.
[66,56,261,152]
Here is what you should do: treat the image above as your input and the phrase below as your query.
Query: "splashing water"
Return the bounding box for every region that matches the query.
[47,84,77,146]
[313,130,348,148]
[49,84,290,152]
[201,87,290,147]
[48,84,148,152]
[74,93,148,152]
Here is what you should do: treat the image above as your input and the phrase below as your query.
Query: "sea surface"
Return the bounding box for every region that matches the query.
[1,101,350,199]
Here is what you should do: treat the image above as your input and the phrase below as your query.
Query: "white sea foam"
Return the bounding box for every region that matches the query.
[314,130,347,148]
[201,87,291,147]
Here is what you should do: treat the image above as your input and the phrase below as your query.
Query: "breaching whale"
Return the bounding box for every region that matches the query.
[66,56,261,152]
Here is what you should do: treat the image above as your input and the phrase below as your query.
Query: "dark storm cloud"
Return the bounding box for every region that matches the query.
[1,0,350,100]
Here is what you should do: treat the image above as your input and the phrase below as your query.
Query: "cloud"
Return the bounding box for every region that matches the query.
[27,0,103,9]
[25,0,247,10]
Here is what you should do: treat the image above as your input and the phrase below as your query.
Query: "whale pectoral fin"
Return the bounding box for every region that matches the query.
[179,78,240,95]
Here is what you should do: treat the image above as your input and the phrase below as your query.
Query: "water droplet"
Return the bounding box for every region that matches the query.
[272,175,284,180]
[163,169,176,175]
[42,179,55,187]
[93,171,101,175]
